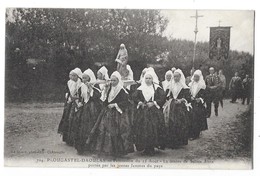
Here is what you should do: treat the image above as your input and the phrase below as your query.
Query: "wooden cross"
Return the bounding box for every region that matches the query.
[218,20,222,27]
[190,10,203,69]
[190,10,204,34]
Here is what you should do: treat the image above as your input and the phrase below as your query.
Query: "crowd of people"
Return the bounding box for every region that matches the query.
[57,44,252,158]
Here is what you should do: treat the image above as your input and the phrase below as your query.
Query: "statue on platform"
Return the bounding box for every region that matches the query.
[217,37,222,49]
[115,43,128,78]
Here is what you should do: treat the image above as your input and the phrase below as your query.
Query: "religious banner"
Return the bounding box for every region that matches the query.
[209,27,231,60]
[4,8,254,172]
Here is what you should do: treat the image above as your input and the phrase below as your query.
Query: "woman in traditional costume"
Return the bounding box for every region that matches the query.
[66,68,83,146]
[132,69,166,155]
[161,70,173,128]
[96,66,110,102]
[58,70,75,143]
[121,64,134,91]
[137,68,148,83]
[188,70,208,140]
[96,66,109,91]
[161,70,173,97]
[94,71,133,157]
[164,69,191,149]
[120,64,136,132]
[132,68,148,93]
[74,69,102,154]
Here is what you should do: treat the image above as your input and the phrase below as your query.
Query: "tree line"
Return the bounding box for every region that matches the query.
[5,8,254,102]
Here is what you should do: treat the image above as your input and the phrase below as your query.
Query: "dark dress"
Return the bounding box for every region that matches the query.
[66,88,82,146]
[160,81,171,101]
[95,87,133,157]
[132,86,166,154]
[127,83,141,125]
[74,87,102,154]
[58,84,73,143]
[189,89,208,139]
[167,88,190,148]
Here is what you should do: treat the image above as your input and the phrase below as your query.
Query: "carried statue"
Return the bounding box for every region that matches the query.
[115,43,128,78]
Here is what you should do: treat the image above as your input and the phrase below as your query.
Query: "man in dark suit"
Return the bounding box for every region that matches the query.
[242,74,252,105]
[229,72,242,103]
[205,67,221,117]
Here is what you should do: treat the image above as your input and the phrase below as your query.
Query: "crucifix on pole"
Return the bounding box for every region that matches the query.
[190,10,203,70]
[218,20,222,27]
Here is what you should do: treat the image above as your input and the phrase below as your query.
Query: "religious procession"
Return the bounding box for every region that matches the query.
[5,9,254,168]
[57,43,253,158]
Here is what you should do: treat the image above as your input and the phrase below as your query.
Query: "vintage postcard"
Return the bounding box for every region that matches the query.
[4,8,254,169]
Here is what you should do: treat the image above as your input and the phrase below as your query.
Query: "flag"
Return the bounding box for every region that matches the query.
[209,27,231,60]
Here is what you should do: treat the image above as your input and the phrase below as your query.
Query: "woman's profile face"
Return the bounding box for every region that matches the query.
[71,72,78,82]
[166,74,172,81]
[193,74,200,82]
[111,76,119,87]
[97,71,103,80]
[145,74,153,86]
[82,74,90,84]
[173,73,181,83]
[69,73,73,80]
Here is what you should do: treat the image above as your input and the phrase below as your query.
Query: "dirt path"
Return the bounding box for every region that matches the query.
[4,100,252,168]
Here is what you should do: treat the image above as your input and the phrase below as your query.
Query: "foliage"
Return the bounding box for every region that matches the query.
[5,8,254,102]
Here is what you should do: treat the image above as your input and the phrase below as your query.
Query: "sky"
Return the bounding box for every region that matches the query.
[6,9,254,54]
[161,10,254,54]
